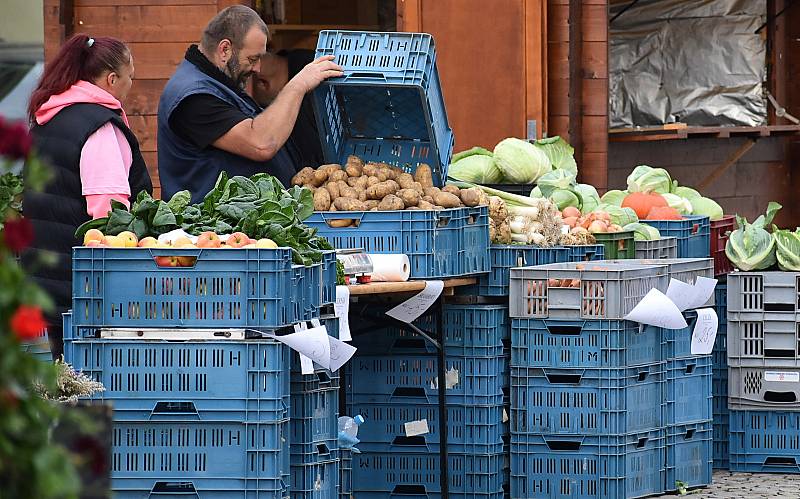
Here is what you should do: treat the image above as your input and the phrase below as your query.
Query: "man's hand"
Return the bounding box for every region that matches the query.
[287,55,344,94]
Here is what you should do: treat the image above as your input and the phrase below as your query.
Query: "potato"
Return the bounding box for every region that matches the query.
[325,182,340,200]
[459,187,483,207]
[291,167,314,186]
[412,181,425,194]
[442,185,461,196]
[397,188,420,207]
[367,176,380,186]
[328,204,337,212]
[391,166,406,177]
[362,163,379,177]
[357,189,367,202]
[345,164,363,177]
[433,192,462,208]
[311,169,329,187]
[378,194,405,211]
[327,218,352,227]
[302,183,316,192]
[339,184,357,199]
[328,170,348,183]
[414,163,434,188]
[422,195,434,204]
[355,177,369,190]
[313,188,331,211]
[397,173,415,189]
[320,164,341,176]
[418,200,436,210]
[423,186,441,198]
[366,180,399,200]
[364,200,379,210]
[333,198,366,211]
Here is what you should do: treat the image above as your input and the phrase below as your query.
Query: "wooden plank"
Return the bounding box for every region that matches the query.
[547,42,569,79]
[581,152,607,191]
[581,4,607,42]
[567,0,582,163]
[699,139,757,191]
[125,43,187,79]
[548,115,569,138]
[217,0,249,9]
[72,4,215,42]
[126,80,168,116]
[347,278,476,296]
[581,42,608,79]
[141,151,161,199]
[395,0,421,32]
[128,115,158,152]
[547,81,569,117]
[581,78,607,116]
[525,0,547,138]
[547,2,569,42]
[581,115,608,153]
[76,0,216,5]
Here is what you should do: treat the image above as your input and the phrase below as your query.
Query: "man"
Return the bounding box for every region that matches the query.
[253,49,324,170]
[157,5,342,202]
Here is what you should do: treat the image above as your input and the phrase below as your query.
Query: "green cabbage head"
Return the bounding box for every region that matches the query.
[575,184,600,214]
[773,227,800,271]
[627,165,672,194]
[550,188,581,210]
[691,197,724,221]
[673,185,702,200]
[536,169,576,197]
[448,154,503,183]
[624,222,661,241]
[533,136,577,175]
[662,193,693,215]
[725,202,781,271]
[493,138,551,184]
[601,189,627,206]
[597,203,639,226]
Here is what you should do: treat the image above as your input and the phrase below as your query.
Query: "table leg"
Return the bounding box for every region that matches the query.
[436,295,449,497]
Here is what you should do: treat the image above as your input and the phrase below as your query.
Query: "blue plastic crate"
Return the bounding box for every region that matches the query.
[564,244,605,262]
[314,31,453,186]
[665,422,713,491]
[510,430,666,499]
[64,339,290,422]
[713,414,730,470]
[71,247,296,329]
[464,245,571,296]
[644,215,711,258]
[290,387,338,462]
[510,365,665,436]
[20,327,51,362]
[715,282,727,325]
[729,410,800,473]
[291,459,339,499]
[459,206,491,276]
[338,449,352,499]
[347,401,504,455]
[112,478,289,499]
[307,208,470,279]
[348,354,504,406]
[712,328,728,370]
[663,310,701,360]
[510,318,664,369]
[353,304,508,358]
[321,250,337,305]
[352,451,504,498]
[665,357,713,426]
[712,372,728,415]
[293,263,323,322]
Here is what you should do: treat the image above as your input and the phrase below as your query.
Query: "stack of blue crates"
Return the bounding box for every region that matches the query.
[712,282,730,469]
[726,272,800,474]
[345,304,508,498]
[508,259,714,498]
[63,246,339,498]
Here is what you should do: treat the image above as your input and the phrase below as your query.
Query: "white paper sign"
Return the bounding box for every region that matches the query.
[624,289,688,329]
[666,279,696,312]
[275,325,331,369]
[334,285,352,341]
[386,280,444,323]
[690,308,718,355]
[764,371,800,383]
[688,277,718,310]
[404,419,430,437]
[291,324,315,374]
[328,336,357,372]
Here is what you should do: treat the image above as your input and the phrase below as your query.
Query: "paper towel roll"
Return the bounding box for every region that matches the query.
[367,254,411,282]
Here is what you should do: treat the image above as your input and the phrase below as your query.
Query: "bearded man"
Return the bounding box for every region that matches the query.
[157,5,341,202]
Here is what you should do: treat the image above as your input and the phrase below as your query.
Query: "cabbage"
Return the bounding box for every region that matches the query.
[549,188,581,210]
[536,169,576,197]
[627,165,672,194]
[575,184,600,214]
[725,202,781,271]
[533,136,577,175]
[673,185,702,200]
[449,154,503,183]
[493,138,551,184]
[774,227,800,271]
[691,197,724,221]
[624,222,661,241]
[452,146,492,163]
[662,193,693,215]
[601,189,627,206]
[530,186,543,198]
[597,203,639,227]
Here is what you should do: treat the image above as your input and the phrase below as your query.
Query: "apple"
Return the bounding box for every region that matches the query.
[117,231,138,247]
[226,232,250,248]
[102,235,126,248]
[255,238,278,249]
[173,235,193,247]
[177,255,196,267]
[138,237,158,248]
[196,231,221,248]
[243,243,257,248]
[83,228,105,246]
[86,240,103,247]
[154,255,180,267]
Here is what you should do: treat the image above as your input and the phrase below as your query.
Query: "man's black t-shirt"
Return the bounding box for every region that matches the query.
[279,49,325,170]
[169,94,247,149]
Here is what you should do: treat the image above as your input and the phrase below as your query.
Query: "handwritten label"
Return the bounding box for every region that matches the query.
[690,308,718,355]
[624,289,688,329]
[404,419,430,437]
[328,336,357,372]
[276,324,331,369]
[386,281,444,323]
[690,277,718,309]
[334,285,352,341]
[666,278,696,312]
[764,371,800,383]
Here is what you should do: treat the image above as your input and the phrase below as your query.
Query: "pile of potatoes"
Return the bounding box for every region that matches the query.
[291,156,489,212]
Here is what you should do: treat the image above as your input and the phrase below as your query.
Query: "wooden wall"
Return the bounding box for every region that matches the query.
[43,0,245,199]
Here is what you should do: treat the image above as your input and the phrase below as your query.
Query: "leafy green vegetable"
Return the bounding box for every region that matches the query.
[691,197,724,221]
[624,222,661,241]
[574,184,600,214]
[549,188,581,211]
[451,146,493,163]
[662,193,693,215]
[536,169,576,197]
[725,202,781,271]
[597,203,639,226]
[627,165,672,194]
[533,136,577,175]
[601,189,627,206]
[773,227,800,271]
[0,172,24,228]
[449,154,503,184]
[493,137,551,184]
[673,185,702,200]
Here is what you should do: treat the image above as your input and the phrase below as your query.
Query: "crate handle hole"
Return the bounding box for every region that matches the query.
[324,218,360,229]
[316,442,331,455]
[683,428,695,439]
[764,391,797,403]
[636,437,649,448]
[392,387,425,397]
[545,324,582,336]
[765,303,795,312]
[545,373,581,385]
[315,371,332,384]
[436,216,452,227]
[545,439,581,451]
[393,338,426,350]
[393,485,427,494]
[348,71,387,80]
[637,371,650,382]
[152,401,197,415]
[691,223,700,234]
[764,457,798,467]
[392,435,425,446]
[151,481,197,494]
[764,349,795,358]
[684,364,696,375]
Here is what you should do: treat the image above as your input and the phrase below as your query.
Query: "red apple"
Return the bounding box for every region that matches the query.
[226,232,250,248]
[154,255,180,267]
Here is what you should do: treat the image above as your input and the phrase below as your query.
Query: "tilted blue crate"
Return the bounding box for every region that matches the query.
[729,410,800,473]
[665,356,713,426]
[64,338,290,422]
[110,419,289,499]
[644,215,711,258]
[510,365,665,436]
[510,430,666,499]
[352,451,504,498]
[511,318,664,369]
[290,459,339,499]
[314,31,452,185]
[71,246,297,329]
[293,262,324,322]
[665,422,713,491]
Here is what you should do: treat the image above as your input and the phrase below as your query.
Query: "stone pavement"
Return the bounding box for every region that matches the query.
[651,471,800,498]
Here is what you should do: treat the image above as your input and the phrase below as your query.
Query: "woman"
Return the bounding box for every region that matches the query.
[24,34,152,359]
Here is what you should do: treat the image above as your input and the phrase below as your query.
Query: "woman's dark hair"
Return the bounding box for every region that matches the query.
[28,33,130,123]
